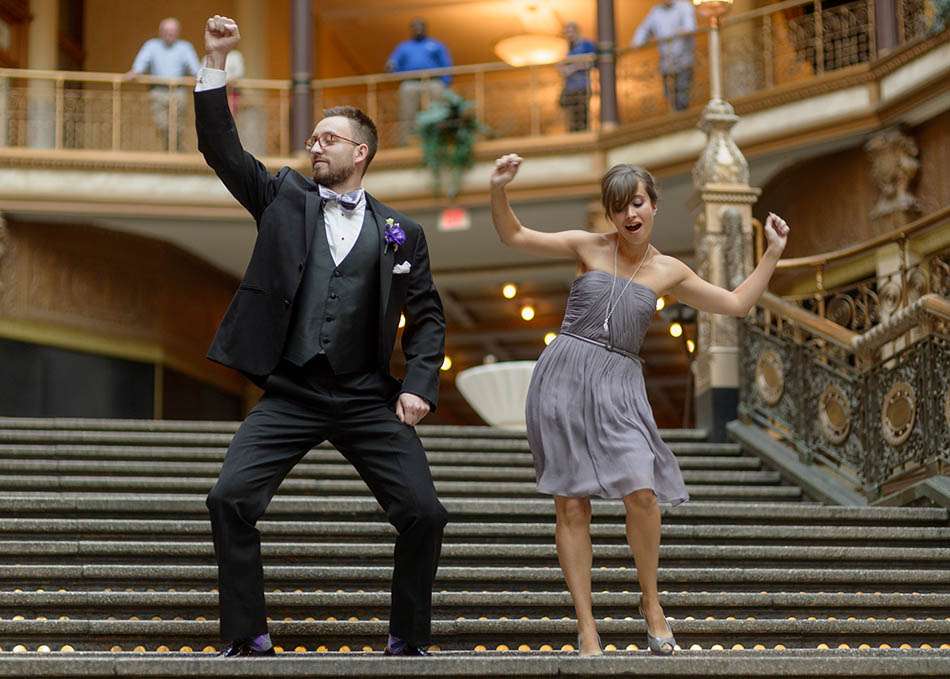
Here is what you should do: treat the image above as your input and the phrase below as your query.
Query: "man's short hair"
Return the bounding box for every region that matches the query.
[323,105,379,173]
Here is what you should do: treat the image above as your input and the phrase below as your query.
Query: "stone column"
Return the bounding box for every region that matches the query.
[596,0,619,128]
[291,0,313,153]
[865,126,923,354]
[26,0,58,148]
[691,99,760,442]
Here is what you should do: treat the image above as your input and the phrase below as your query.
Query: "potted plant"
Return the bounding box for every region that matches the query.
[415,89,486,198]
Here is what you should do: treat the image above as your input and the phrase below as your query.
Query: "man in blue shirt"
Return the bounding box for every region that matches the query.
[558,22,597,132]
[386,18,453,145]
[631,0,696,112]
[125,18,201,150]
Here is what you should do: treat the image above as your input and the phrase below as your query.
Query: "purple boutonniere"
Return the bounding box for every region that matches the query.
[384,217,406,254]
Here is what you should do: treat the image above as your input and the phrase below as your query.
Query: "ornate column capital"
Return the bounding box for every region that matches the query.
[691,99,750,188]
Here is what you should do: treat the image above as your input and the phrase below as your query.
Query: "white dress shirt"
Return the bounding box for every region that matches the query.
[322,194,367,266]
[195,68,366,266]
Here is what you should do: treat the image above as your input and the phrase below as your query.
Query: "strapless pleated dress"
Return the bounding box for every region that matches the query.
[525,271,689,504]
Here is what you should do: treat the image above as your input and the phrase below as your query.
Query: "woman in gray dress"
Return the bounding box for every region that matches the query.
[489,154,789,656]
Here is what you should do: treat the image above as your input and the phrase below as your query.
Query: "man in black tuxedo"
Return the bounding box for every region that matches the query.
[196,15,447,657]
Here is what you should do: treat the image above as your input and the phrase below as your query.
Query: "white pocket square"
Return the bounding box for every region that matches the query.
[392,261,411,275]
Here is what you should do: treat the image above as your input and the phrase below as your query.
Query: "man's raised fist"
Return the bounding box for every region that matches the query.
[205,15,240,55]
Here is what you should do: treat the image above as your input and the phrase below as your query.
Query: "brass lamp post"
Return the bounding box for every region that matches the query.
[692,0,734,102]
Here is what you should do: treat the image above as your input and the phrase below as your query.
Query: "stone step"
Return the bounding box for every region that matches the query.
[0,432,731,455]
[3,590,948,619]
[0,460,779,484]
[0,418,528,438]
[3,565,947,592]
[5,519,945,547]
[0,475,796,498]
[0,444,751,467]
[0,479,802,500]
[1,495,942,526]
[1,617,948,652]
[0,418,708,439]
[2,651,950,679]
[0,460,772,482]
[0,431,539,452]
[3,541,946,569]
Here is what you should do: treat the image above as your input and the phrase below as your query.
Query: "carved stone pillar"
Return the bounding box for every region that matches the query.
[866,126,923,355]
[691,99,760,441]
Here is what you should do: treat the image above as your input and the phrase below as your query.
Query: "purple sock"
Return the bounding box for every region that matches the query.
[248,632,272,652]
[387,633,407,652]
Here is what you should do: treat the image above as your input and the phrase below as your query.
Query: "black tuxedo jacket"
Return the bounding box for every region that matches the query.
[195,87,445,409]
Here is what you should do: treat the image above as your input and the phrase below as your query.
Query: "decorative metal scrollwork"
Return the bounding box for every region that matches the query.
[755,349,784,406]
[818,383,851,445]
[878,279,902,316]
[881,380,916,447]
[826,294,855,328]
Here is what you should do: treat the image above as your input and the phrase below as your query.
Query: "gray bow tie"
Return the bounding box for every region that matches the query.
[318,185,363,211]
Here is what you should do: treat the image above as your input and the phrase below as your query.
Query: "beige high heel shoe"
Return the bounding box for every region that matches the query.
[577,631,603,656]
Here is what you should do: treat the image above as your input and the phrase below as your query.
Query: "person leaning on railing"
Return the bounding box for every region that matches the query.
[124,17,200,150]
[385,17,453,145]
[630,0,696,112]
[557,22,597,133]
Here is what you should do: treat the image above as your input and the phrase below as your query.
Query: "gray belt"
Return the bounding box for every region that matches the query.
[560,331,644,365]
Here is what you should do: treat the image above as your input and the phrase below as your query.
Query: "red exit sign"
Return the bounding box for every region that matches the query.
[439,206,471,232]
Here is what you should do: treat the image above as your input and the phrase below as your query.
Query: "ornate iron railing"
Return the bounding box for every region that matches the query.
[741,208,950,500]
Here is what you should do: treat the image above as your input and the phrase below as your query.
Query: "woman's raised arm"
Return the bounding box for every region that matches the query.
[490,154,592,258]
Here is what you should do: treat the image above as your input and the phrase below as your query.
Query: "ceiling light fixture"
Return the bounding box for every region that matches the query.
[494,34,568,67]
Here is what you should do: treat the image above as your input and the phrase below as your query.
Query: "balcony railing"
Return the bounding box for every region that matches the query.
[741,207,949,500]
[0,0,942,159]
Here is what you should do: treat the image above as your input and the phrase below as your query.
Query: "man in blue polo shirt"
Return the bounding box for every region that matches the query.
[386,18,453,145]
[125,18,201,150]
[558,22,597,132]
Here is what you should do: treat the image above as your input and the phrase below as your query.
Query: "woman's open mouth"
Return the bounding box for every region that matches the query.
[624,222,642,233]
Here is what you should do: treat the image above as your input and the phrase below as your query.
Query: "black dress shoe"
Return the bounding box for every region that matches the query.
[384,644,432,656]
[216,640,276,658]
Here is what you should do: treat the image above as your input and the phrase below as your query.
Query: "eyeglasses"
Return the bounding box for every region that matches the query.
[304,131,362,152]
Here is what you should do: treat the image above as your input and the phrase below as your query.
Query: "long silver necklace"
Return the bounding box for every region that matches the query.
[603,239,648,332]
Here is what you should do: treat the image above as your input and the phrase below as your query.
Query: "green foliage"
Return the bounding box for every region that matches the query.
[933,0,950,33]
[415,89,486,198]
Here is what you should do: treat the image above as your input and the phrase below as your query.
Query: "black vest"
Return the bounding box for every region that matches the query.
[283,203,380,373]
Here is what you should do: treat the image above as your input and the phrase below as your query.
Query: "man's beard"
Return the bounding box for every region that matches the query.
[313,161,355,187]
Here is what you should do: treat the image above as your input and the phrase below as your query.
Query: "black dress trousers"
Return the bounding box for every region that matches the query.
[206,357,447,646]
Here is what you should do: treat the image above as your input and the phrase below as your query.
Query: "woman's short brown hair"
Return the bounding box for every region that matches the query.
[601,164,659,216]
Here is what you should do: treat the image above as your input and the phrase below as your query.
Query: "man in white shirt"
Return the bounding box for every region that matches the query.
[195,15,447,659]
[125,18,201,149]
[631,0,697,111]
